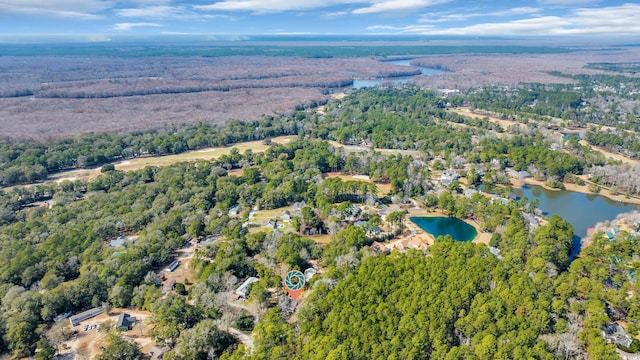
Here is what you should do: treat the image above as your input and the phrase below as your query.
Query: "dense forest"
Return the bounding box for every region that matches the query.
[1,84,640,359]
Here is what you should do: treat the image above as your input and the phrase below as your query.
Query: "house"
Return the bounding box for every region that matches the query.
[165,260,179,272]
[235,277,259,298]
[403,238,428,251]
[280,210,292,222]
[292,201,307,212]
[602,322,633,348]
[228,205,239,216]
[370,241,390,254]
[69,307,103,326]
[53,312,73,322]
[463,188,478,198]
[605,227,621,241]
[263,219,277,229]
[117,313,134,331]
[303,268,317,282]
[489,247,503,260]
[439,170,459,186]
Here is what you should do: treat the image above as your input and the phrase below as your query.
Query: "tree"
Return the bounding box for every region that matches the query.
[438,192,456,216]
[101,163,116,173]
[175,282,187,296]
[386,210,408,232]
[34,338,56,360]
[162,319,236,360]
[150,295,203,345]
[96,332,143,360]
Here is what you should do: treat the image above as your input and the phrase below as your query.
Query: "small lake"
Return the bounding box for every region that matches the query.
[353,59,444,89]
[513,185,640,255]
[410,216,477,242]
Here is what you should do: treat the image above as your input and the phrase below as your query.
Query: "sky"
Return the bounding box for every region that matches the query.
[1,0,640,39]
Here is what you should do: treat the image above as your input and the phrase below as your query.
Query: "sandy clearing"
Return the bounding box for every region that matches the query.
[57,308,153,360]
[6,136,297,189]
[449,107,526,130]
[324,172,392,195]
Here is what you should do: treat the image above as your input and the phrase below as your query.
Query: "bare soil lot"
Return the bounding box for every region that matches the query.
[56,308,153,360]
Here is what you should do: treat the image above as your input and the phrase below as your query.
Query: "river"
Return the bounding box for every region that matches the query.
[353,59,444,89]
[513,185,639,256]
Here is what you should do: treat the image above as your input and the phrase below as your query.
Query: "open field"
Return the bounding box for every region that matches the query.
[44,136,295,183]
[324,172,392,195]
[449,107,526,130]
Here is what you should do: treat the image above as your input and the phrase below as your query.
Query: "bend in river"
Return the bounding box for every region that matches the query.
[353,59,444,89]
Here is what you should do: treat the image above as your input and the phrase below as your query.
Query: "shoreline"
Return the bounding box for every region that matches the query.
[509,178,640,206]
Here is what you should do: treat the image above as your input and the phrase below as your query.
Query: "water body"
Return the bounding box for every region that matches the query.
[410,216,477,242]
[513,185,639,255]
[353,59,444,89]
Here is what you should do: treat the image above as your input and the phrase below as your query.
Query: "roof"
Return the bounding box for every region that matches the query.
[165,260,179,272]
[235,277,259,297]
[117,313,132,329]
[303,268,317,281]
[69,307,103,325]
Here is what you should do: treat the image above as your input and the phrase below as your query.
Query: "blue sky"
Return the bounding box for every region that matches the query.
[1,0,639,38]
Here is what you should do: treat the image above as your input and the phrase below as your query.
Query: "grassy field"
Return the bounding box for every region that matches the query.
[46,136,296,183]
[325,172,392,195]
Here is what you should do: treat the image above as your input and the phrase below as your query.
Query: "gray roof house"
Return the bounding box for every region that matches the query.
[69,307,103,326]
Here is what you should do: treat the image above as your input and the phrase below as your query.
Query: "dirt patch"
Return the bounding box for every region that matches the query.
[449,107,525,130]
[324,172,392,195]
[56,308,153,360]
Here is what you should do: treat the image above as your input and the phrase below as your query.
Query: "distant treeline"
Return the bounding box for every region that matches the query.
[585,62,640,73]
[0,44,572,58]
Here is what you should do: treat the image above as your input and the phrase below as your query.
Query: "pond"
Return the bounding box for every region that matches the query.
[353,59,444,89]
[513,185,640,256]
[410,216,477,242]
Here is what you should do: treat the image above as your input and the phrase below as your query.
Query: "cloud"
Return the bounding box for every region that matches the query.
[419,6,540,23]
[0,0,111,19]
[352,0,451,14]
[537,0,600,5]
[128,0,172,4]
[113,22,163,31]
[116,5,233,20]
[196,0,449,14]
[195,0,353,14]
[321,10,349,19]
[370,3,640,36]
